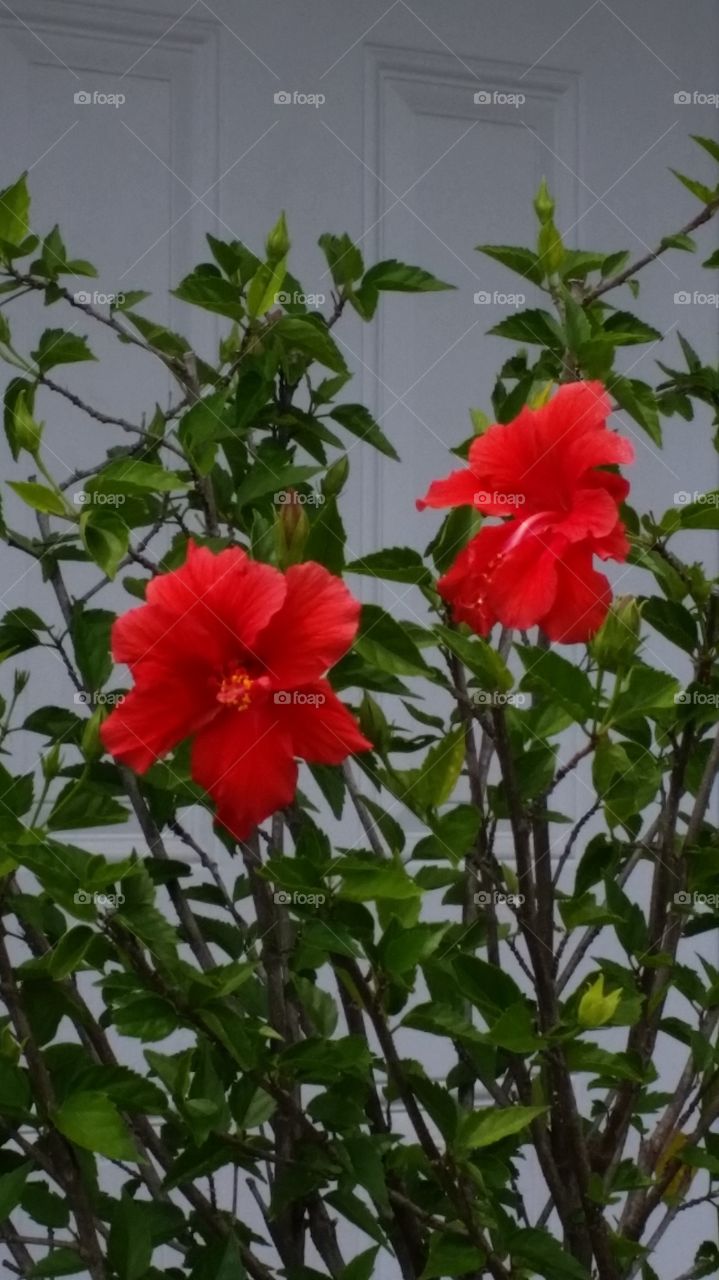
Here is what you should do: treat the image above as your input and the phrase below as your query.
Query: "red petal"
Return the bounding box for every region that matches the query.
[275,681,372,762]
[191,705,297,840]
[487,533,559,630]
[100,668,214,772]
[257,562,361,688]
[554,488,622,543]
[437,524,512,636]
[539,545,612,642]
[416,467,480,510]
[118,542,286,673]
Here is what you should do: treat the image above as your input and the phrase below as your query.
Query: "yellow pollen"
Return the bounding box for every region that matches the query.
[217,668,254,711]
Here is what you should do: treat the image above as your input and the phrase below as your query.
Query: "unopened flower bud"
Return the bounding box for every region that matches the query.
[265,211,290,262]
[590,595,641,671]
[578,974,622,1028]
[275,489,310,567]
[533,177,555,224]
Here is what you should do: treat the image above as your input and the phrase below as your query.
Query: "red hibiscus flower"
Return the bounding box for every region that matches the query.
[100,542,371,839]
[417,382,634,643]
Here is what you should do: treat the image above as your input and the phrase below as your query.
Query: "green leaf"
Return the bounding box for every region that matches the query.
[71,608,113,692]
[508,1228,590,1279]
[32,330,95,373]
[47,781,128,831]
[339,1248,380,1280]
[518,645,594,721]
[475,243,544,284]
[8,481,66,517]
[42,925,94,979]
[455,1105,547,1151]
[172,271,244,321]
[421,1234,485,1280]
[329,403,399,460]
[612,376,661,444]
[642,597,697,654]
[96,459,188,493]
[0,607,47,660]
[356,604,432,678]
[0,1161,32,1219]
[318,232,364,286]
[608,666,680,724]
[670,169,717,205]
[108,1194,153,1280]
[488,308,564,348]
[394,726,466,813]
[80,509,130,579]
[362,259,453,294]
[346,546,430,585]
[436,624,513,693]
[272,314,348,374]
[29,1249,85,1277]
[0,174,30,247]
[54,1091,136,1159]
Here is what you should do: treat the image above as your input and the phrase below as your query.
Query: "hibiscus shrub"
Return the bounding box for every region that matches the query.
[1,149,719,1280]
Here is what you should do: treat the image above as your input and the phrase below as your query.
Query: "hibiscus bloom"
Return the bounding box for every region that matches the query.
[417,381,634,643]
[100,542,371,839]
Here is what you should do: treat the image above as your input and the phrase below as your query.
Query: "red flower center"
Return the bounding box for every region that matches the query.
[216,665,256,711]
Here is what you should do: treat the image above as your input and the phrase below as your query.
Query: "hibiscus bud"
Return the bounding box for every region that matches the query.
[81,706,105,762]
[578,974,622,1028]
[590,595,641,671]
[41,741,62,780]
[533,177,555,224]
[13,390,43,458]
[323,455,349,499]
[275,489,310,567]
[265,211,290,262]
